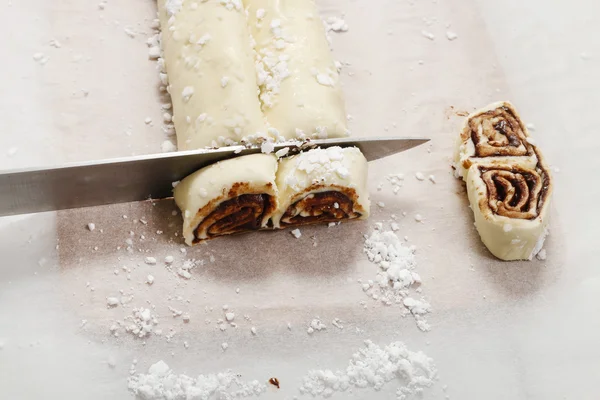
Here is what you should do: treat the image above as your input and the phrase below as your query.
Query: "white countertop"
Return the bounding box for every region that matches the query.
[1,0,599,399]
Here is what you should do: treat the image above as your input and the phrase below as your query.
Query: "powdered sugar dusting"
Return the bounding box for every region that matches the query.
[299,340,437,399]
[128,360,266,399]
[362,227,431,331]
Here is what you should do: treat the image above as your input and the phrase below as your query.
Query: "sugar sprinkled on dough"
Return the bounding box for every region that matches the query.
[161,140,177,152]
[323,16,349,33]
[181,86,194,103]
[87,223,96,231]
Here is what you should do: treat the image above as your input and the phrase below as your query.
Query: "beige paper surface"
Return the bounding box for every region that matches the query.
[0,0,599,399]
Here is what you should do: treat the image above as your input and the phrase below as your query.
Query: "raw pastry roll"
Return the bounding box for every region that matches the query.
[466,161,552,261]
[456,101,553,261]
[246,0,348,140]
[272,147,369,228]
[157,0,268,150]
[455,101,538,179]
[173,154,278,245]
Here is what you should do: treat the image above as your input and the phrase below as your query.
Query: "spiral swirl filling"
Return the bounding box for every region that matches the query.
[280,191,361,226]
[480,166,550,220]
[193,194,275,242]
[469,106,534,157]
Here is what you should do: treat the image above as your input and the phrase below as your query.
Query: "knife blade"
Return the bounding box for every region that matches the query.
[0,136,428,216]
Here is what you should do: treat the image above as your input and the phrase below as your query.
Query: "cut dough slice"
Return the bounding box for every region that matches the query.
[173,154,278,245]
[455,101,538,179]
[272,146,370,228]
[466,161,552,261]
[157,0,268,150]
[456,101,553,261]
[246,0,349,140]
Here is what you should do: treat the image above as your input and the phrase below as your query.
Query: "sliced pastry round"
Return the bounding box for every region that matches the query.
[272,146,370,228]
[173,154,278,245]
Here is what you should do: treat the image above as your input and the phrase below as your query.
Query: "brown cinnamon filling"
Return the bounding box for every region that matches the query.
[280,191,360,226]
[193,194,274,243]
[469,106,534,157]
[480,165,550,219]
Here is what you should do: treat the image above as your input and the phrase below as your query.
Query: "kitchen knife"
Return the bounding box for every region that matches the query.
[0,136,429,216]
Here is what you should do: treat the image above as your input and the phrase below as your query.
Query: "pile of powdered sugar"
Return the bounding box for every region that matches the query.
[128,360,266,400]
[362,225,432,332]
[299,340,437,399]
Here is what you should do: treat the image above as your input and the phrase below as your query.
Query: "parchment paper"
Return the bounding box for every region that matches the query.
[1,0,599,399]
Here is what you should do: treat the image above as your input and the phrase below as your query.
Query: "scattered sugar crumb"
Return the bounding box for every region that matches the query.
[377,202,385,208]
[250,327,257,335]
[275,147,289,158]
[428,175,436,183]
[146,275,154,285]
[6,146,18,157]
[291,229,302,239]
[144,257,157,265]
[331,318,344,330]
[446,31,458,40]
[87,223,96,231]
[161,140,177,153]
[220,76,230,88]
[107,297,119,307]
[421,30,435,40]
[415,172,425,181]
[225,312,235,322]
[181,86,194,102]
[299,340,437,399]
[261,140,275,154]
[307,318,326,334]
[536,249,547,261]
[221,342,228,351]
[414,214,423,222]
[124,27,136,38]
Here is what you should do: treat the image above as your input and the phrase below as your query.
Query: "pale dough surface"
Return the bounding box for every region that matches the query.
[158,0,267,149]
[246,0,348,139]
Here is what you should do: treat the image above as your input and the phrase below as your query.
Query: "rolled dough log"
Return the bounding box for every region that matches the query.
[173,154,278,245]
[157,0,268,150]
[457,101,553,260]
[246,0,349,140]
[272,146,370,228]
